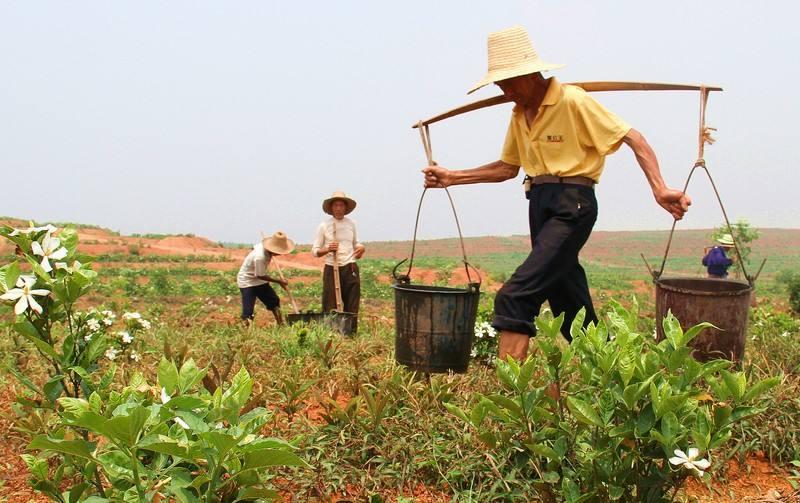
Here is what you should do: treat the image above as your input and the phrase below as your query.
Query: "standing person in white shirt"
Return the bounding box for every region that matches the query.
[237,231,294,326]
[311,192,366,323]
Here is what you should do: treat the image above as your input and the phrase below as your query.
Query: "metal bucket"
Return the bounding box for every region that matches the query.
[286,311,357,336]
[655,277,752,362]
[392,282,480,373]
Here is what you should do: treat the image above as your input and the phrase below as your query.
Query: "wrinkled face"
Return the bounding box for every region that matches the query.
[495,73,547,106]
[331,200,347,219]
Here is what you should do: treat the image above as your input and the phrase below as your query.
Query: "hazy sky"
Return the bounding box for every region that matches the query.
[2,1,798,244]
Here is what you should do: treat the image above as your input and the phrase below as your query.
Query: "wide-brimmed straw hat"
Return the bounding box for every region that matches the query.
[322,191,357,215]
[261,231,295,255]
[468,25,565,94]
[717,233,735,247]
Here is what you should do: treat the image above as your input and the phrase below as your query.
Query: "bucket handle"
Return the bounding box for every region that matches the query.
[392,123,481,288]
[650,88,761,286]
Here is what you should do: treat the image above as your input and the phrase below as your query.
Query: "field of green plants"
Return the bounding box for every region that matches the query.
[1,223,800,502]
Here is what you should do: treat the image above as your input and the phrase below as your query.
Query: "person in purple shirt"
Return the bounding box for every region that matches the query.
[702,234,734,278]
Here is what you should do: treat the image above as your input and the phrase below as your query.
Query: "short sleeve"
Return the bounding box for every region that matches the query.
[500,115,522,166]
[253,256,267,277]
[575,94,631,156]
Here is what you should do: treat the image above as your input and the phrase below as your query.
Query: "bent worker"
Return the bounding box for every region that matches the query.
[237,231,295,326]
[702,233,734,278]
[311,191,365,326]
[422,26,691,361]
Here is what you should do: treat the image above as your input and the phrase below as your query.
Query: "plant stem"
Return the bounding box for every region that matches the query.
[130,449,146,502]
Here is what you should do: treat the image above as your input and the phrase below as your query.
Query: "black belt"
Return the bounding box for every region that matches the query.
[526,175,596,188]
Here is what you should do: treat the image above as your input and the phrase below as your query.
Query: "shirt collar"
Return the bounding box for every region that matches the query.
[541,77,562,107]
[511,77,563,114]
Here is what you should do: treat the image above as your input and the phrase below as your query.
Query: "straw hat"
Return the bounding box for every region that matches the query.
[322,191,357,215]
[717,233,735,247]
[468,25,565,94]
[261,231,295,255]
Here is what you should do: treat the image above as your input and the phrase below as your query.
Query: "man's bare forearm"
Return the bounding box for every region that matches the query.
[448,160,521,185]
[623,129,667,194]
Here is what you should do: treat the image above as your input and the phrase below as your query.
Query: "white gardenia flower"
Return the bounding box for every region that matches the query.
[101,310,115,318]
[83,334,93,342]
[104,348,119,361]
[118,331,133,344]
[122,312,141,321]
[9,224,56,236]
[0,276,50,315]
[31,232,68,273]
[139,319,151,330]
[86,319,101,332]
[669,448,711,476]
[129,351,141,362]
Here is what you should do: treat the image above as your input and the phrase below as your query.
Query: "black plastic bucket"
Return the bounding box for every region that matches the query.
[286,311,357,336]
[392,282,480,373]
[655,277,752,362]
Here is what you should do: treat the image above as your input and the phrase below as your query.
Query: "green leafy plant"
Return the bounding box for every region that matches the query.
[0,224,148,404]
[445,301,780,502]
[25,357,308,501]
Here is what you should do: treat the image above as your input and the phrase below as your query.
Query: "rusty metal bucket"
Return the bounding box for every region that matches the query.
[655,277,752,362]
[392,183,481,373]
[286,311,357,336]
[392,282,480,373]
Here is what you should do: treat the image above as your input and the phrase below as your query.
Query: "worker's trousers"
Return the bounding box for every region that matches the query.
[492,183,599,341]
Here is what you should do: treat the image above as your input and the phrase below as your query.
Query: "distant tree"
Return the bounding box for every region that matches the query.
[711,219,760,278]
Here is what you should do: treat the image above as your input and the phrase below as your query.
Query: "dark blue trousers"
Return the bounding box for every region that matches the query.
[492,183,599,340]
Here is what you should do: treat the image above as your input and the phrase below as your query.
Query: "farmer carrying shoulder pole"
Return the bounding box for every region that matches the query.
[311,191,366,322]
[237,231,295,326]
[422,26,692,361]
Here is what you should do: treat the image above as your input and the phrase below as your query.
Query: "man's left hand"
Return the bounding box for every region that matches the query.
[655,188,692,220]
[354,244,366,259]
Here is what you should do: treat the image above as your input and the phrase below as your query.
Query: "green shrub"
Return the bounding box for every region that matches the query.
[445,300,780,502]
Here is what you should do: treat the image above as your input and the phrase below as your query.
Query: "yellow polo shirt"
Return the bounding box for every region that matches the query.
[500,78,631,183]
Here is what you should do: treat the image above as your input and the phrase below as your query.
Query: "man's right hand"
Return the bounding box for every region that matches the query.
[278,279,288,290]
[422,165,452,188]
[327,242,339,253]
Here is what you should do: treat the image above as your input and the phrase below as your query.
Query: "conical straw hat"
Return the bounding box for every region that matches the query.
[262,231,295,255]
[468,26,564,94]
[717,233,734,246]
[322,191,357,215]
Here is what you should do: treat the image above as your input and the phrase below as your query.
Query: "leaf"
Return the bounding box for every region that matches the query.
[541,471,561,483]
[720,370,746,401]
[740,376,781,403]
[105,406,150,446]
[178,358,207,393]
[200,431,239,458]
[443,403,470,424]
[526,443,561,461]
[234,488,280,502]
[138,435,190,459]
[29,436,96,460]
[58,397,91,417]
[566,396,604,428]
[242,448,309,470]
[43,375,65,404]
[681,322,716,347]
[1,261,21,291]
[691,410,712,451]
[14,321,60,360]
[635,404,655,436]
[487,394,523,420]
[158,358,180,394]
[660,411,679,446]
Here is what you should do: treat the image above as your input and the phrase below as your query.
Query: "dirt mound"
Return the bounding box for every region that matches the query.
[156,236,219,250]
